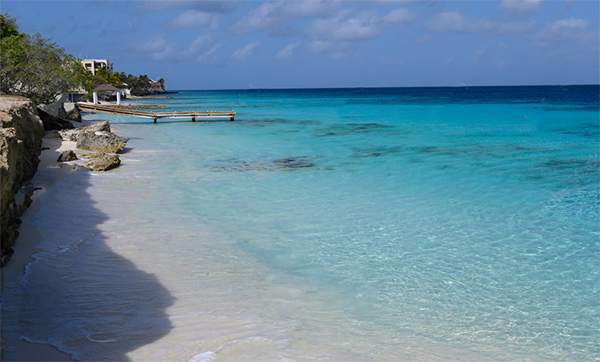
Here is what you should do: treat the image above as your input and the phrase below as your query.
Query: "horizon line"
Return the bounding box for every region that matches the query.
[167,83,599,92]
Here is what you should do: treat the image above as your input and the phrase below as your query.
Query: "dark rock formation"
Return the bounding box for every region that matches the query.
[67,107,82,122]
[37,108,75,130]
[58,105,69,120]
[57,150,77,162]
[83,154,120,171]
[0,95,45,266]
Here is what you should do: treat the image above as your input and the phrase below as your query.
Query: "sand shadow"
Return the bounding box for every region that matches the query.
[1,134,174,361]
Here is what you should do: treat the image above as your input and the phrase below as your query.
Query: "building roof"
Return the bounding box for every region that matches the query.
[92,84,120,92]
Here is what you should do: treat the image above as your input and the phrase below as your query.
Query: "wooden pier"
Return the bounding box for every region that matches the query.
[76,103,235,123]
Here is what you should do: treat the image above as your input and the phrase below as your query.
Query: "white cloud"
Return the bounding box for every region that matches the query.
[145,0,236,13]
[136,34,169,53]
[497,0,543,16]
[230,2,281,34]
[232,41,260,60]
[169,10,217,29]
[425,11,535,34]
[229,0,342,35]
[151,44,178,62]
[279,0,342,17]
[197,43,223,62]
[307,40,333,53]
[383,8,417,24]
[136,33,220,62]
[306,41,352,59]
[188,34,213,54]
[308,8,416,41]
[276,41,301,60]
[528,17,596,47]
[135,35,177,62]
[425,11,465,32]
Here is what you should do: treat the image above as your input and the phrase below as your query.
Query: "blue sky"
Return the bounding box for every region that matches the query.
[3,0,599,90]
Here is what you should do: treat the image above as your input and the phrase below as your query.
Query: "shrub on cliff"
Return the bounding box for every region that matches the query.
[0,14,83,105]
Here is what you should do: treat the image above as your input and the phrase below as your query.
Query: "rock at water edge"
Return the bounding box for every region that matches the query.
[57,150,78,162]
[76,131,128,154]
[83,154,121,171]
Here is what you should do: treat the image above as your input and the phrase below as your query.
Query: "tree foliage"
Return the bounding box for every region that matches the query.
[0,14,83,105]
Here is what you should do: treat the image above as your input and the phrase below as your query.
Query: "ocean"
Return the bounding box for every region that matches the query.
[2,86,599,361]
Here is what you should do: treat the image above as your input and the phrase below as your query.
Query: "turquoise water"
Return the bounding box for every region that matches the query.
[3,86,599,361]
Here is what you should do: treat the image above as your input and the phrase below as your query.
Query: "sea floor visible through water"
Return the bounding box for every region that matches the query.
[2,86,599,361]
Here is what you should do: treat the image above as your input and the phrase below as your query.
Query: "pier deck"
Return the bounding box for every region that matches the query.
[76,103,235,123]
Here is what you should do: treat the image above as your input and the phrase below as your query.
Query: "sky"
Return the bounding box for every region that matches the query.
[2,0,599,90]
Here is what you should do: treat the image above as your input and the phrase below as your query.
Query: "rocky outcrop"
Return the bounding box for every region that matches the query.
[83,153,120,171]
[67,107,82,122]
[59,120,111,141]
[0,95,45,266]
[59,121,128,154]
[37,108,75,130]
[76,131,128,153]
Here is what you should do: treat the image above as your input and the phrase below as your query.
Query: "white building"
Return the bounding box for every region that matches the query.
[81,59,113,75]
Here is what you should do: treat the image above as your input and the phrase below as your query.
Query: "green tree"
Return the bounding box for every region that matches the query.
[94,67,110,85]
[0,14,83,105]
[1,13,19,38]
[79,67,95,96]
[119,72,128,86]
[109,72,123,88]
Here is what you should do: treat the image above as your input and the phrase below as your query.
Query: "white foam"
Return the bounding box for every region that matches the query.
[188,351,215,362]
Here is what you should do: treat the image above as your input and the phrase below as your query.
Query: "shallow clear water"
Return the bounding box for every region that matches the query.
[3,86,599,361]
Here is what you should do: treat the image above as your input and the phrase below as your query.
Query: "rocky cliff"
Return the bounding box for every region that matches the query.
[0,95,45,266]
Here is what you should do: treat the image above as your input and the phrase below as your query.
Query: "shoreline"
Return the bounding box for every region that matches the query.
[2,129,83,361]
[2,118,176,361]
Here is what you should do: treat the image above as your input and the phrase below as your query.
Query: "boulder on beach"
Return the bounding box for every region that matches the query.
[58,121,111,141]
[83,154,120,171]
[57,150,77,162]
[58,121,128,153]
[76,131,128,153]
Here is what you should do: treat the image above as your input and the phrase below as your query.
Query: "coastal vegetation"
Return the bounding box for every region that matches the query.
[1,13,166,105]
[0,14,83,105]
[81,68,166,97]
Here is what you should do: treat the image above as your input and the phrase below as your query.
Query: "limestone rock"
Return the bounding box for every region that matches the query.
[83,154,120,171]
[0,95,44,266]
[83,152,106,159]
[57,150,78,162]
[37,108,74,130]
[76,131,128,153]
[58,121,111,142]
